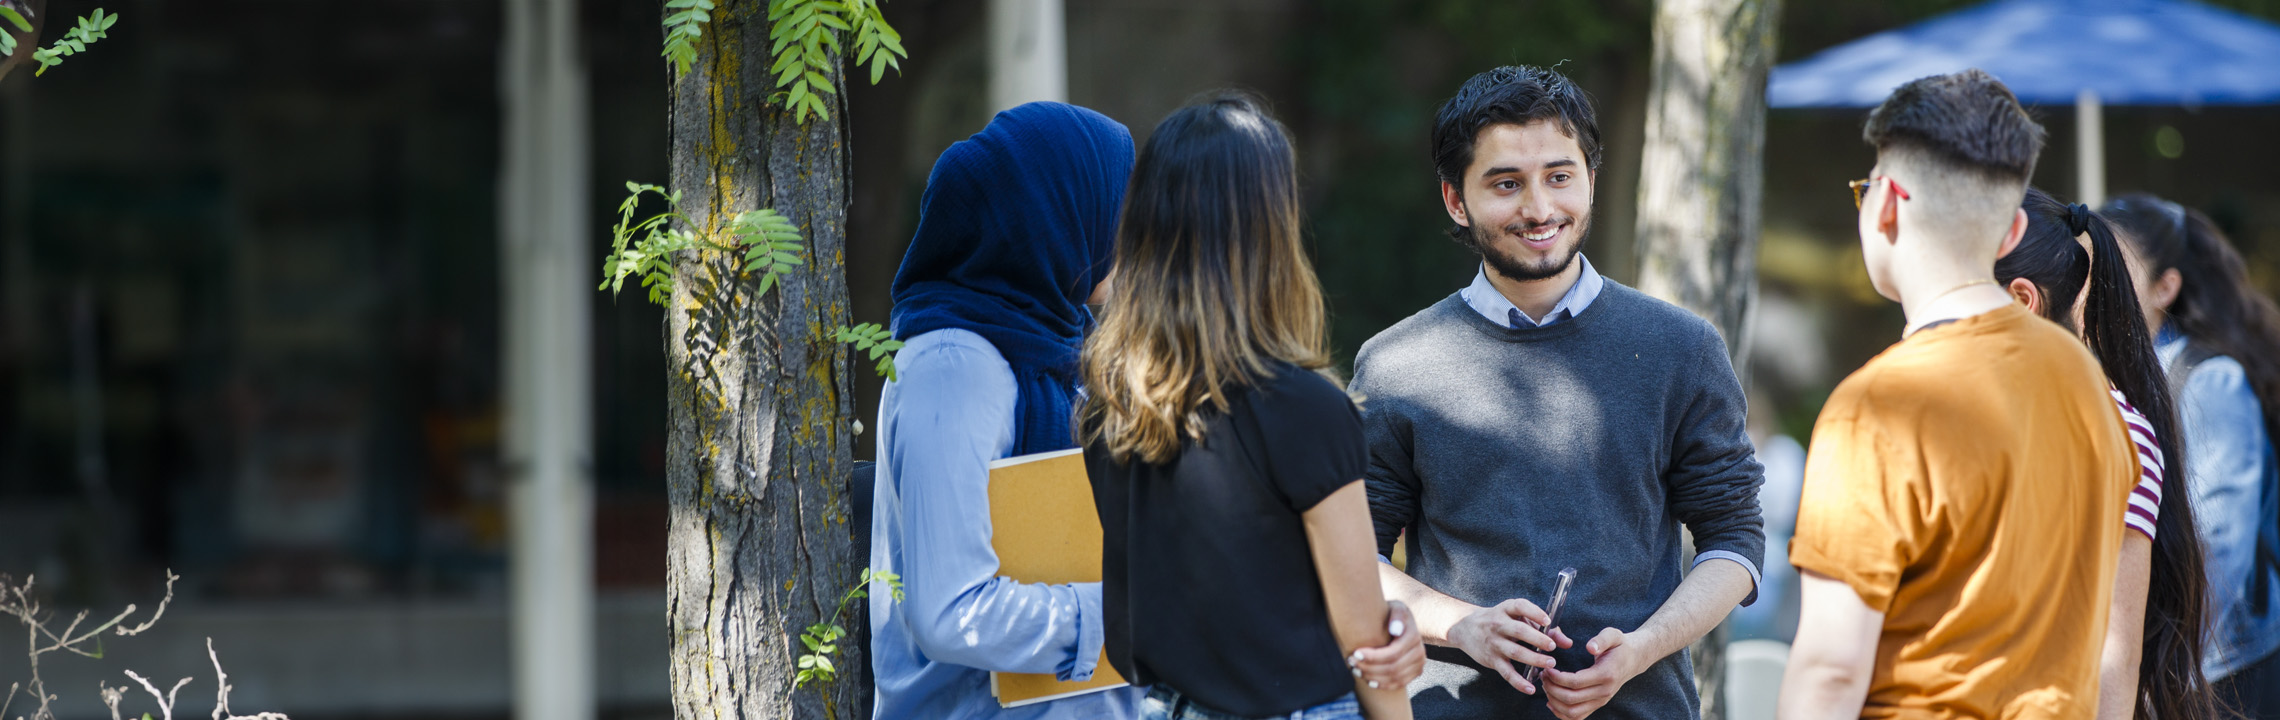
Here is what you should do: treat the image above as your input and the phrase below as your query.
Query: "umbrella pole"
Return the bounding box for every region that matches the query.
[2078,89,2104,207]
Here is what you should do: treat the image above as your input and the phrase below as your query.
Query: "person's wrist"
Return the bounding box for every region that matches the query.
[1444,605,1488,651]
[1623,626,1664,669]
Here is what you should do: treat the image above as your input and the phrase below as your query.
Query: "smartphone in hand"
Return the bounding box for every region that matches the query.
[1520,567,1577,686]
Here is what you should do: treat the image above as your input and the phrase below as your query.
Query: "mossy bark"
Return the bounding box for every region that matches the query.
[660,2,862,718]
[1634,2,1781,719]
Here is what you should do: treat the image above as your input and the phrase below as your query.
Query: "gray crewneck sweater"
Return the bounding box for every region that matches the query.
[1353,282,1764,720]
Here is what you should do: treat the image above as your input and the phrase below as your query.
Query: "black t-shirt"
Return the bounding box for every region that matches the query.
[1085,364,1367,718]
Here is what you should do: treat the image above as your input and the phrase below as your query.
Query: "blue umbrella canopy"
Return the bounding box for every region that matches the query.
[1770,0,2280,107]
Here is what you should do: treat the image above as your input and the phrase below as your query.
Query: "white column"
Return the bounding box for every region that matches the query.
[989,0,1067,113]
[2077,89,2104,207]
[499,1,594,720]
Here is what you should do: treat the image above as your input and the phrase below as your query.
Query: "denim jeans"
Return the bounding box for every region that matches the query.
[1141,685,1362,720]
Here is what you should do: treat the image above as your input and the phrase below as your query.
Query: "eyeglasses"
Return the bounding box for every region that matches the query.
[1849,176,1911,209]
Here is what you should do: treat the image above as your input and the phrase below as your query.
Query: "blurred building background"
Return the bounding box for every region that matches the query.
[3,0,2277,718]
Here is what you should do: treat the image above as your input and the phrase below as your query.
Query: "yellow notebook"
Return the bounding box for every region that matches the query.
[985,447,1131,708]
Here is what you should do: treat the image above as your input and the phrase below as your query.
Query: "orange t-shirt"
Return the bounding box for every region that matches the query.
[1790,304,2137,719]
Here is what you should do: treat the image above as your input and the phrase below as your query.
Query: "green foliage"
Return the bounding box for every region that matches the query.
[765,0,906,124]
[794,568,903,690]
[0,5,30,57]
[662,0,714,79]
[652,0,906,123]
[602,183,811,306]
[834,322,903,381]
[29,8,115,77]
[727,209,805,297]
[599,181,903,380]
[601,182,704,305]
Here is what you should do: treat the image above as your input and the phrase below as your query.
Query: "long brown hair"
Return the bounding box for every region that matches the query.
[1079,91,1334,465]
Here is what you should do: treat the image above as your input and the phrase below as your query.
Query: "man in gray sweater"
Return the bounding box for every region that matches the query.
[1355,65,1765,720]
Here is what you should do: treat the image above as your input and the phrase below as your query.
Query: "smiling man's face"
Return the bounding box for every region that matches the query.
[1443,119,1595,282]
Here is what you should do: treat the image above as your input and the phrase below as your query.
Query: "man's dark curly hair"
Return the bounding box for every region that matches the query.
[1431,65,1603,186]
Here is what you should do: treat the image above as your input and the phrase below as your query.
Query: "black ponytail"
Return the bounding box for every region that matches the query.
[1995,188,2218,720]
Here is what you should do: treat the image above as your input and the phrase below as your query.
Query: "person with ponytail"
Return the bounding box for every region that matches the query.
[2104,194,2280,718]
[1994,188,2217,720]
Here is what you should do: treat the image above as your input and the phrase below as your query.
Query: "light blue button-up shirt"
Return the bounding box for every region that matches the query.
[1459,255,1606,329]
[1445,254,1763,601]
[869,329,1140,719]
[2160,327,2280,679]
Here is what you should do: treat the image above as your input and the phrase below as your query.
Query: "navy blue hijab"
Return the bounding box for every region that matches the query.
[889,102,1134,456]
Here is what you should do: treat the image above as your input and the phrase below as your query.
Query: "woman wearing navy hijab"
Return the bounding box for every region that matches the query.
[866,102,1142,720]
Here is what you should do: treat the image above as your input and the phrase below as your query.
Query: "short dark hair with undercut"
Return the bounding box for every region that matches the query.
[1431,65,1603,188]
[1862,69,2046,182]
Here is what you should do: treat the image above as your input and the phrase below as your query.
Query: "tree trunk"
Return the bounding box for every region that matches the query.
[1634,0,1780,376]
[1633,1,1781,718]
[662,2,863,719]
[0,0,47,82]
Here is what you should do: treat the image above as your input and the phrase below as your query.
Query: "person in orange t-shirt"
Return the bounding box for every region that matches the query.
[1778,69,2139,720]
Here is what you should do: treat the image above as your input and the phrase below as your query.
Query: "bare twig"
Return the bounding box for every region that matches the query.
[3,570,179,720]
[116,572,177,637]
[99,682,124,720]
[205,640,286,720]
[30,570,175,659]
[8,572,284,720]
[122,669,189,720]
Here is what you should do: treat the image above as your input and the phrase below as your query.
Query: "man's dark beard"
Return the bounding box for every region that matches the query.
[1461,209,1591,282]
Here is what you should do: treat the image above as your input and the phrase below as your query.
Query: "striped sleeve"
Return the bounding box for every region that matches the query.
[2111,388,2164,540]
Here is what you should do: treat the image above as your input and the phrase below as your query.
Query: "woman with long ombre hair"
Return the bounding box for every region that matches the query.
[1995,188,2216,720]
[2104,194,2280,718]
[1080,92,1418,720]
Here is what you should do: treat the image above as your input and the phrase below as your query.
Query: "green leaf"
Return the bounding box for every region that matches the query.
[0,5,31,32]
[769,46,803,74]
[805,71,836,96]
